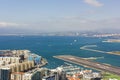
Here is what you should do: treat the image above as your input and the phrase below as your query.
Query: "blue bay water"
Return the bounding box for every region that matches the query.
[0,36,120,68]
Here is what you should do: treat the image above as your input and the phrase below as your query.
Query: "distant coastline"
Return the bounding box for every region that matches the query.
[102,39,120,43]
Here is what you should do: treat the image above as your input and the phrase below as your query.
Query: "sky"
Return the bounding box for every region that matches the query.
[0,0,120,34]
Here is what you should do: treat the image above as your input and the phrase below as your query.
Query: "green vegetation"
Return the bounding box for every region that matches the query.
[102,72,120,80]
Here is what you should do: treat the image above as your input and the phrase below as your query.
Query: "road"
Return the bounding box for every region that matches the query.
[54,55,120,76]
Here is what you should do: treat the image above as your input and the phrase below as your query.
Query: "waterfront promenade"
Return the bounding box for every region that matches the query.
[54,55,120,76]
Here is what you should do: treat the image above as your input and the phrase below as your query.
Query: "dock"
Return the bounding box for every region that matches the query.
[54,55,120,76]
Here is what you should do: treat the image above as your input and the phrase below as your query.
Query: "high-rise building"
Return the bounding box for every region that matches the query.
[11,72,24,80]
[0,68,10,80]
[59,71,67,80]
[22,70,41,80]
[54,72,59,80]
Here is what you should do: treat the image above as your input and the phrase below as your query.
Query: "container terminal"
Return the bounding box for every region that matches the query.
[54,55,120,76]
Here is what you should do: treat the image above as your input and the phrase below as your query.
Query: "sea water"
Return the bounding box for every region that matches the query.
[0,36,120,69]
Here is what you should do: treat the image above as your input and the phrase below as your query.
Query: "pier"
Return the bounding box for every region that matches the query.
[54,55,120,76]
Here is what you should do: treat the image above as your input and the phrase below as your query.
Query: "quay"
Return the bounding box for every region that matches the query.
[54,55,120,76]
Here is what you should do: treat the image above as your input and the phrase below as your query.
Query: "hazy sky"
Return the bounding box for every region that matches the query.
[0,0,120,34]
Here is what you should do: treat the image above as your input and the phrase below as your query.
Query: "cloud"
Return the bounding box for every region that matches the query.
[26,17,119,31]
[84,0,103,7]
[0,17,120,33]
[0,22,18,27]
[0,22,27,27]
[36,17,120,32]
